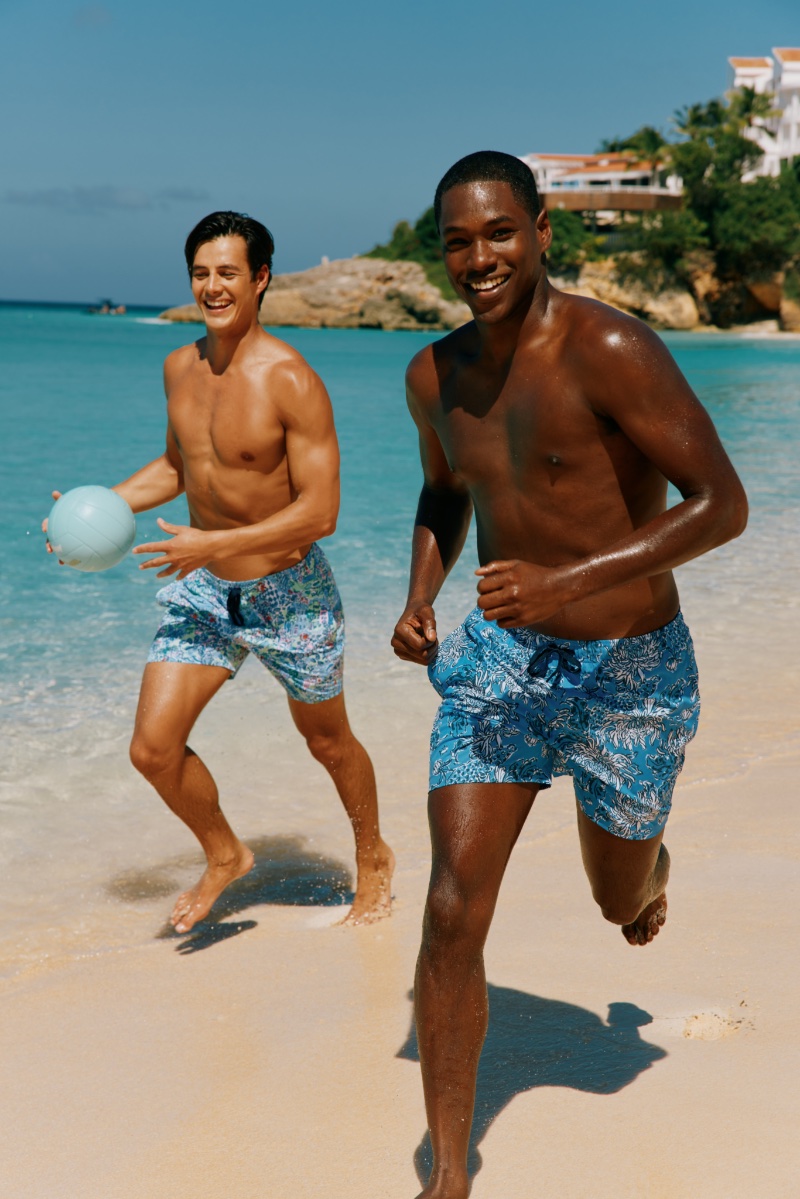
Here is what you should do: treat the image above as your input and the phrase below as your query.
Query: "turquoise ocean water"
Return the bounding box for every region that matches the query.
[0,303,798,969]
[1,306,798,755]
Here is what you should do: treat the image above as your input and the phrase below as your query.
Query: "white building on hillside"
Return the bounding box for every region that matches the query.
[519,152,682,221]
[729,48,800,177]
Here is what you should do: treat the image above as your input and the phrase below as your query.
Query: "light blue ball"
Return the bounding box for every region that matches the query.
[47,486,136,572]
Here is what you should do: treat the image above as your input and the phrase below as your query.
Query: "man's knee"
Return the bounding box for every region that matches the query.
[129,731,182,781]
[592,884,646,927]
[303,727,351,771]
[423,874,492,949]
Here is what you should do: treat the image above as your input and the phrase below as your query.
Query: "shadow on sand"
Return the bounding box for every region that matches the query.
[106,833,353,952]
[397,985,667,1185]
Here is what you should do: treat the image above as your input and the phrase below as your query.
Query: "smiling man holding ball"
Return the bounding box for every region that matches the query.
[46,211,393,932]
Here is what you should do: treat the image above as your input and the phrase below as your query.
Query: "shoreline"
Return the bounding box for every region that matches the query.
[2,295,800,337]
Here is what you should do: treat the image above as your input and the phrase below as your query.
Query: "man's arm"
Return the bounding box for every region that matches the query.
[112,425,185,512]
[211,361,340,558]
[392,353,473,665]
[135,360,339,577]
[477,314,748,627]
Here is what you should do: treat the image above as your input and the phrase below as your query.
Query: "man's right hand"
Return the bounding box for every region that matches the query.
[391,601,438,665]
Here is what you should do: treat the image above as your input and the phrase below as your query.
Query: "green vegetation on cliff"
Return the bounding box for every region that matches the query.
[546,209,606,274]
[366,85,800,326]
[365,208,456,299]
[608,89,800,320]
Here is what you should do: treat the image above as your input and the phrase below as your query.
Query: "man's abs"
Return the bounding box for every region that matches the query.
[518,574,682,642]
[185,468,307,583]
[474,502,681,641]
[204,544,311,583]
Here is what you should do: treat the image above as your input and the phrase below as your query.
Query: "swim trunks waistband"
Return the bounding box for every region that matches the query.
[194,549,318,599]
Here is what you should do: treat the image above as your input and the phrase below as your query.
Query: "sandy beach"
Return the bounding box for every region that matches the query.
[2,538,799,1199]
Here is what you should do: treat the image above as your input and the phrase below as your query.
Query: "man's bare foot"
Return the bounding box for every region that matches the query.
[622,891,667,946]
[170,842,255,933]
[338,841,395,926]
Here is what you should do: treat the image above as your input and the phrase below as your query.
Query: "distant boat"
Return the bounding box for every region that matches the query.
[87,299,127,315]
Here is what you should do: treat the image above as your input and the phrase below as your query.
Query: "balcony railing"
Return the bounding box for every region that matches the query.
[544,184,678,194]
[541,186,683,212]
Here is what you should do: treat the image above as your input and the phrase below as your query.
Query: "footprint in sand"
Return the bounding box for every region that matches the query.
[650,1002,754,1041]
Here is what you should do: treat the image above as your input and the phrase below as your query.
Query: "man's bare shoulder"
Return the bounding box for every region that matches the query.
[163,340,203,389]
[165,339,203,370]
[249,328,325,393]
[550,287,693,415]
[406,322,476,411]
[241,329,331,428]
[553,288,670,366]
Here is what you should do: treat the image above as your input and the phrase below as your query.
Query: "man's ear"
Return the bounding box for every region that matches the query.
[536,208,552,253]
[256,264,271,302]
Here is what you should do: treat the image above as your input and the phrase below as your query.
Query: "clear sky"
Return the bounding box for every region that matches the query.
[0,0,796,305]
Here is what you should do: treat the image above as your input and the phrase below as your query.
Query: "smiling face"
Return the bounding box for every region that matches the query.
[190,234,270,331]
[439,180,551,323]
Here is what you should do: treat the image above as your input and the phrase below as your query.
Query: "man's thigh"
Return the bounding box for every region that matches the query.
[566,611,700,840]
[133,661,231,748]
[428,782,540,897]
[148,571,248,674]
[249,545,345,704]
[575,801,664,907]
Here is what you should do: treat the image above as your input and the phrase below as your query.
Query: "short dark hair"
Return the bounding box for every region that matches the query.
[184,211,275,302]
[434,150,541,228]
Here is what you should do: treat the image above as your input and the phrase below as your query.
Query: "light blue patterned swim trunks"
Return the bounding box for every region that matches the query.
[428,608,700,840]
[147,543,344,703]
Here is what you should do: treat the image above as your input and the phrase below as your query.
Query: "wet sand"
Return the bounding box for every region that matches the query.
[2,568,799,1197]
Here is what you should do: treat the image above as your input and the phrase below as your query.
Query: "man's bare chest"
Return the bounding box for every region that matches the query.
[169,378,286,473]
[432,376,610,483]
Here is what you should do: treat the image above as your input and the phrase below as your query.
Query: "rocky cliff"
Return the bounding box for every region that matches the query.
[160,253,799,334]
[779,294,800,332]
[160,257,470,331]
[557,260,702,330]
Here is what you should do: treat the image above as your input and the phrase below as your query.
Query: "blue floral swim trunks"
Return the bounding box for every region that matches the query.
[428,608,700,840]
[147,543,344,703]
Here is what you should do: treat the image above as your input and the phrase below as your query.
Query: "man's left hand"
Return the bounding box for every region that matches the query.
[133,519,220,579]
[476,559,576,628]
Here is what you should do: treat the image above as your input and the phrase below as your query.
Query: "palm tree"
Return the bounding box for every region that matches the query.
[627,126,670,185]
[725,85,780,133]
[673,100,725,141]
[598,126,670,185]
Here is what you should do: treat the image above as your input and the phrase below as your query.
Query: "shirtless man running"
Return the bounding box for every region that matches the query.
[391,152,747,1198]
[51,211,393,931]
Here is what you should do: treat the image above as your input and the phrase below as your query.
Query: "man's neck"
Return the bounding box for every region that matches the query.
[475,273,552,366]
[204,318,262,374]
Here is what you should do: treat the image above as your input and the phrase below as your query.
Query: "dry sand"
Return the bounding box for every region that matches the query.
[2,579,799,1198]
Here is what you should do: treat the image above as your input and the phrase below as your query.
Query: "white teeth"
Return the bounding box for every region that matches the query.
[470,277,507,292]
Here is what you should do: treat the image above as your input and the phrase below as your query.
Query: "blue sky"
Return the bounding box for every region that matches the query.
[0,0,796,305]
